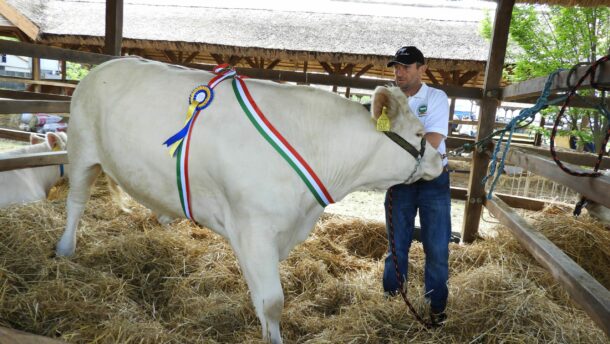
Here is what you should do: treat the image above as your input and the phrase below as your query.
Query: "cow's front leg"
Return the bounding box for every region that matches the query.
[231,228,284,344]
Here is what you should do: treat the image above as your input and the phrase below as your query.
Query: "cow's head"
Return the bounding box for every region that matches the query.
[30,132,68,179]
[370,86,443,182]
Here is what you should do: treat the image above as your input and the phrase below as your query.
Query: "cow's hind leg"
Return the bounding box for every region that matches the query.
[233,231,284,344]
[55,163,101,256]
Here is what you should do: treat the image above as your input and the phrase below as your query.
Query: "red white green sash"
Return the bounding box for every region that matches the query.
[164,65,334,221]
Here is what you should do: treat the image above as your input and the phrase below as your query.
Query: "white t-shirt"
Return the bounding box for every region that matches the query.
[408,83,449,166]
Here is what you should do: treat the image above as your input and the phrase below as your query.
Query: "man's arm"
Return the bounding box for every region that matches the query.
[425,132,444,149]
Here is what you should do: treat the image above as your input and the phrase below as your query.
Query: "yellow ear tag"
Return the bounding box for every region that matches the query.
[376,106,391,132]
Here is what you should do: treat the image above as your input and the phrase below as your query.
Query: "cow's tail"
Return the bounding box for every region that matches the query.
[105,174,132,214]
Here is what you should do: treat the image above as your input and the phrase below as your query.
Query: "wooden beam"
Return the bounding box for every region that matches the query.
[163,50,178,63]
[0,100,70,114]
[425,69,441,85]
[228,55,242,66]
[0,128,41,142]
[187,63,484,99]
[446,136,482,150]
[451,186,568,211]
[244,57,257,69]
[501,60,610,101]
[182,52,199,65]
[0,0,40,40]
[486,196,610,337]
[462,0,515,243]
[0,151,67,172]
[0,76,77,89]
[354,64,374,78]
[450,120,508,128]
[438,69,452,85]
[514,94,603,109]
[446,134,533,149]
[266,58,280,70]
[0,40,115,65]
[507,148,610,207]
[210,53,224,65]
[458,70,480,85]
[0,89,71,101]
[319,61,334,75]
[511,143,610,170]
[104,0,123,56]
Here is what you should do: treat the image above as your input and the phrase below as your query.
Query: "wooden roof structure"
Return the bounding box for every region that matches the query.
[1,0,493,90]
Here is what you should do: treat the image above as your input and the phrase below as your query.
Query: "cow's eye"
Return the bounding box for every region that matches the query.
[416,132,424,137]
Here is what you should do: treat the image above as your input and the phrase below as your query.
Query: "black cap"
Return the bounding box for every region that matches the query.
[387,46,425,67]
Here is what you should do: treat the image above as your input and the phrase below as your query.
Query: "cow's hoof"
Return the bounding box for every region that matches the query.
[55,240,75,257]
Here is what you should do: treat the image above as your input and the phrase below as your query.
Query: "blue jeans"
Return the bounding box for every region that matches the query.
[382,170,451,312]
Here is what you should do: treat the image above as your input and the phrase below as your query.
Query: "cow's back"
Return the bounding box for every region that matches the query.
[70,58,341,234]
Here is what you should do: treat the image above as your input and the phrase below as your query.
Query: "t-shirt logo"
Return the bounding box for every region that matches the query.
[418,105,428,115]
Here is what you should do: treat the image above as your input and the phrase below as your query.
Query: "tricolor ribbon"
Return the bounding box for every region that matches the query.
[164,65,334,220]
[231,77,334,207]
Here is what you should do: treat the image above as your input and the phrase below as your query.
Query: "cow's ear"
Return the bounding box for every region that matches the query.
[30,133,45,145]
[371,86,400,123]
[46,132,62,151]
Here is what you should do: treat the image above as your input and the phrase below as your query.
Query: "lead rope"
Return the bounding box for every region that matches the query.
[550,54,609,178]
[548,55,610,217]
[387,187,432,329]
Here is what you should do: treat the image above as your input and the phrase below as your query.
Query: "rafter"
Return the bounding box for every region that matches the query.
[425,69,440,85]
[458,70,479,85]
[354,64,374,78]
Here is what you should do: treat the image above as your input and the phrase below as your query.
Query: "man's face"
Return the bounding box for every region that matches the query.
[393,63,426,92]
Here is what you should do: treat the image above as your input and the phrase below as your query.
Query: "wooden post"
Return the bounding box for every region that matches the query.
[461,0,515,243]
[60,60,67,95]
[31,57,40,93]
[104,0,123,56]
[534,116,545,146]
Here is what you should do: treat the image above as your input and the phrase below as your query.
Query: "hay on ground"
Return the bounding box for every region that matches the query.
[0,177,607,343]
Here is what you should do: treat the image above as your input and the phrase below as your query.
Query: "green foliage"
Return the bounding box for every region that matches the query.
[507,5,609,82]
[481,5,610,152]
[0,36,19,42]
[66,62,90,80]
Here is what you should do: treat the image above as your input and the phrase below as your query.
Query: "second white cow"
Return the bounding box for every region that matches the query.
[55,58,443,343]
[0,132,67,208]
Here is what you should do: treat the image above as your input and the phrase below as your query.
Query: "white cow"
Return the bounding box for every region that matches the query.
[0,132,67,208]
[55,58,443,343]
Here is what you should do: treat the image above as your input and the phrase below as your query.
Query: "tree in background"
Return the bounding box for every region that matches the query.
[482,5,609,153]
[66,62,90,81]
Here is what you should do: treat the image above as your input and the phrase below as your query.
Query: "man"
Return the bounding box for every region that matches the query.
[382,46,451,326]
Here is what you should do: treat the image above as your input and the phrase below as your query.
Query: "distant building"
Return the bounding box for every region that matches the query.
[0,54,61,90]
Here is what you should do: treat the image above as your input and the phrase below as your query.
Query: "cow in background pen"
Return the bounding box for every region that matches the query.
[0,132,68,208]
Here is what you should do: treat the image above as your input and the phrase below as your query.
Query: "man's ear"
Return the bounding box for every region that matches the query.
[371,86,400,122]
[30,133,45,145]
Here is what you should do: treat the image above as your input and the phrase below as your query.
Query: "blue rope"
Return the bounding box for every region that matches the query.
[483,70,565,199]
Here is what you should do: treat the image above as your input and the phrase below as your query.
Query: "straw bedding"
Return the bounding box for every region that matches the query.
[0,177,607,343]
